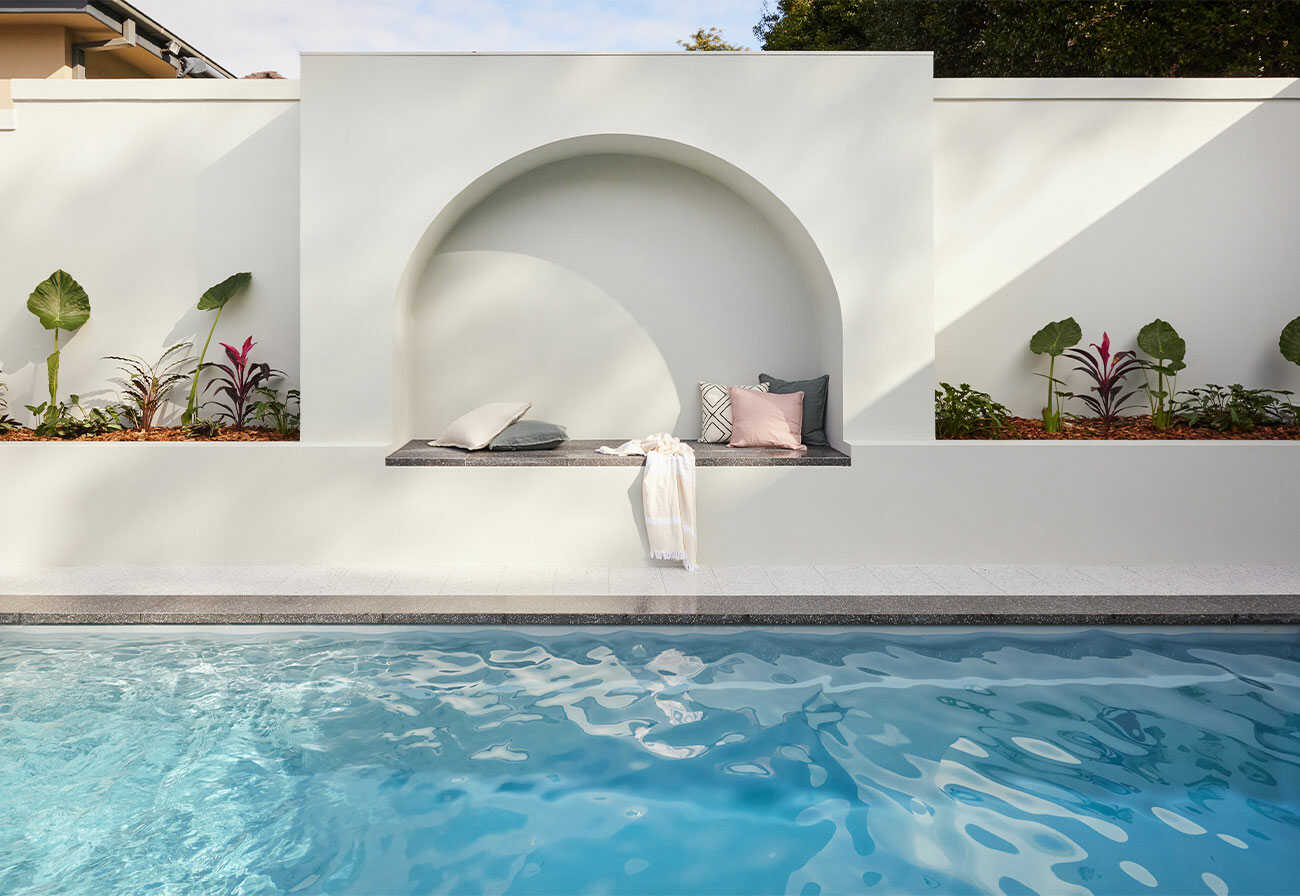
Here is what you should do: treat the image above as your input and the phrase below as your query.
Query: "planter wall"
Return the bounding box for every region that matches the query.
[0,80,301,427]
[1,441,1296,570]
[935,78,1300,415]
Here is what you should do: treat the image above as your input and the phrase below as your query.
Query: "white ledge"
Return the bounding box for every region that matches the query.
[934,77,1300,101]
[10,79,300,103]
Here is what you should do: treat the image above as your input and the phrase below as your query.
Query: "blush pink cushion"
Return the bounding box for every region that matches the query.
[728,387,805,450]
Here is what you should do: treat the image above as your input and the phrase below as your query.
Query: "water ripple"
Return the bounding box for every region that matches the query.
[0,626,1297,895]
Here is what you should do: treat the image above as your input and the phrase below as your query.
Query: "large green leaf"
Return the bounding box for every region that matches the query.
[27,270,90,332]
[1282,316,1300,366]
[1029,317,1082,356]
[197,272,252,311]
[1137,318,1186,363]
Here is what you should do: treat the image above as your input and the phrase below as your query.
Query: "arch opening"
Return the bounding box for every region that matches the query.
[395,135,844,446]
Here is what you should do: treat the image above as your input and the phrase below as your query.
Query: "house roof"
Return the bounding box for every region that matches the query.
[0,0,234,77]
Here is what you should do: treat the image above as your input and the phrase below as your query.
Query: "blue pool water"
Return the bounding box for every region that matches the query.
[0,627,1297,896]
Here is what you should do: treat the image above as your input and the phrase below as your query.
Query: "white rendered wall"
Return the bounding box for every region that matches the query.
[300,53,937,446]
[935,79,1300,415]
[411,153,835,438]
[0,80,300,426]
[1,442,1296,571]
[3,68,1299,575]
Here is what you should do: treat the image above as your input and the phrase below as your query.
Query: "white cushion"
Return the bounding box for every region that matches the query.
[698,381,769,443]
[432,402,531,450]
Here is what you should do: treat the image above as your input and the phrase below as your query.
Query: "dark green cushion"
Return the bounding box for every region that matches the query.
[759,373,829,446]
[488,420,568,451]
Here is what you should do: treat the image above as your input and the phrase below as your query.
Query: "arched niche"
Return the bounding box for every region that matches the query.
[394,134,844,444]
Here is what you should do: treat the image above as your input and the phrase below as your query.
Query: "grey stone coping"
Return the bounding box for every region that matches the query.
[385,439,851,467]
[2,593,1295,625]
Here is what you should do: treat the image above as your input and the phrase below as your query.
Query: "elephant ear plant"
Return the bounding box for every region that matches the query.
[1029,317,1081,433]
[1136,318,1186,430]
[1282,316,1300,367]
[26,270,91,425]
[183,272,251,425]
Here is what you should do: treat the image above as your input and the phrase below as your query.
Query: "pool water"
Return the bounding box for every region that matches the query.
[1,627,1297,896]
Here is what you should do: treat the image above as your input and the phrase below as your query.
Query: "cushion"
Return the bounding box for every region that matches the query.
[699,381,769,443]
[432,401,531,450]
[760,373,829,446]
[729,388,805,450]
[488,420,567,451]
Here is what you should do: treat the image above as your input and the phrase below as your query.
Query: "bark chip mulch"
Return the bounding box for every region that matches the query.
[994,416,1300,440]
[0,427,296,442]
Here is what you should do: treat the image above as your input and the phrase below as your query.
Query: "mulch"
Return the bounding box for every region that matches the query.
[0,426,296,442]
[990,416,1300,440]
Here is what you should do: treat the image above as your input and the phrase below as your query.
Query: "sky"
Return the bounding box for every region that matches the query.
[151,0,767,78]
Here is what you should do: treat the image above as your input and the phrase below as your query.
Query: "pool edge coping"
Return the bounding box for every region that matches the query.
[2,593,1297,625]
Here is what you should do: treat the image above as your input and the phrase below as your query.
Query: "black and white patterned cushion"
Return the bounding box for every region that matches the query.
[698,381,769,443]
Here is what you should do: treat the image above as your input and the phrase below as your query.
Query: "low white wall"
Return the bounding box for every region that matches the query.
[0,80,300,426]
[935,79,1300,415]
[1,442,1296,570]
[410,153,837,438]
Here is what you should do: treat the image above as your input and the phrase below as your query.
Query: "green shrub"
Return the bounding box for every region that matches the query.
[24,396,126,439]
[0,367,18,432]
[935,382,1012,439]
[1175,384,1296,432]
[250,384,300,437]
[182,418,222,439]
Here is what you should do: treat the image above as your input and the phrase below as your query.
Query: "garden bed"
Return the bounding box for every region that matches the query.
[0,427,296,442]
[984,415,1300,440]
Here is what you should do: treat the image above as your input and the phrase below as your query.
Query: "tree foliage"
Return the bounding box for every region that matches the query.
[755,1,1300,76]
[679,27,747,51]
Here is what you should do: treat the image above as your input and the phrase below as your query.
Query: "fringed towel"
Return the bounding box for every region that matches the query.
[597,434,698,570]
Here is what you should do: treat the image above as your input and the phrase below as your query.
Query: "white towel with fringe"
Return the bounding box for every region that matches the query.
[597,433,697,570]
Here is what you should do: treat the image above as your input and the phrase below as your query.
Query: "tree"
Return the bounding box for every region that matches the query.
[679,27,747,51]
[755,1,1300,77]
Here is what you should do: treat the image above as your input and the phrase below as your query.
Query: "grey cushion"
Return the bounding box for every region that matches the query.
[759,373,829,446]
[488,420,568,451]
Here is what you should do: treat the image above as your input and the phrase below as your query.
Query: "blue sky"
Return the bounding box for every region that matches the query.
[154,0,767,77]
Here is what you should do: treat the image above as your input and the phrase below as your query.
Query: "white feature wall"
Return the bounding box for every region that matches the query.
[0,80,300,427]
[300,53,937,446]
[410,153,835,439]
[935,79,1300,416]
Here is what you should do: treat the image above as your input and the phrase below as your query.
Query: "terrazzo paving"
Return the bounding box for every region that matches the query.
[1,564,1297,624]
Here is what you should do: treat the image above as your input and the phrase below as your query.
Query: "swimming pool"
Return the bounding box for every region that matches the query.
[1,627,1296,895]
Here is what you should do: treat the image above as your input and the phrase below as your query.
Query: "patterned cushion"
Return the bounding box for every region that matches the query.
[698,381,769,443]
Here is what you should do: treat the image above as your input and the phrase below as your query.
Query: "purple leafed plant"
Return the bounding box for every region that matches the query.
[203,336,279,430]
[1061,332,1142,434]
